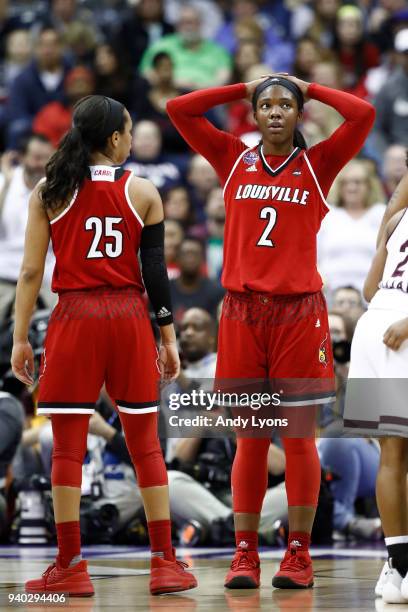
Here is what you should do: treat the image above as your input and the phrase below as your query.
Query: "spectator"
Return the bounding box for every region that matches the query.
[93,43,133,110]
[332,5,380,95]
[139,5,232,89]
[164,219,184,280]
[372,28,408,155]
[0,29,32,101]
[125,120,183,191]
[332,286,365,326]
[293,36,325,81]
[134,52,190,154]
[0,390,24,538]
[114,0,174,72]
[205,187,225,281]
[0,134,55,321]
[231,41,262,85]
[318,160,386,295]
[382,143,408,198]
[34,0,101,54]
[301,61,344,146]
[292,0,340,47]
[0,0,34,61]
[319,436,381,540]
[169,238,225,325]
[5,27,71,149]
[368,0,408,54]
[32,66,94,148]
[187,154,219,222]
[62,21,98,65]
[165,0,224,40]
[177,306,217,378]
[163,185,196,231]
[215,0,294,73]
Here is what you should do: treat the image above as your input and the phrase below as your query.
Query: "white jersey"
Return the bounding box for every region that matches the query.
[370,209,408,313]
[380,209,408,292]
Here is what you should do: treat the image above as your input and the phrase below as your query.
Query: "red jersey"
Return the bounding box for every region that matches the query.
[167,82,375,296]
[50,165,144,293]
[222,145,328,293]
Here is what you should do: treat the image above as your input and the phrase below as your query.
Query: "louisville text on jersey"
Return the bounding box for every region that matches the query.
[235,184,310,205]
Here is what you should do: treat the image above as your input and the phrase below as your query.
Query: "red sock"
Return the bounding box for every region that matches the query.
[288,531,311,552]
[148,519,173,561]
[236,530,258,551]
[56,521,81,568]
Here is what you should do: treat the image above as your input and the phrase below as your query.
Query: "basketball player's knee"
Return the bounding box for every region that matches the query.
[125,434,167,488]
[282,437,317,457]
[51,448,85,487]
[236,437,270,459]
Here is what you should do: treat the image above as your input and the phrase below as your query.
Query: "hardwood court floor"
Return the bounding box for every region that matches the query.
[0,545,395,611]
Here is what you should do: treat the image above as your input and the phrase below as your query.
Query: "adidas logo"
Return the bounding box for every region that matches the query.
[238,540,249,548]
[246,164,257,172]
[157,307,170,318]
[293,170,301,175]
[315,319,320,328]
[290,539,301,547]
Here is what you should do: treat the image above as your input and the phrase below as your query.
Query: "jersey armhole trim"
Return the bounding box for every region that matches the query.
[125,170,144,229]
[222,147,252,198]
[303,153,330,212]
[49,188,79,226]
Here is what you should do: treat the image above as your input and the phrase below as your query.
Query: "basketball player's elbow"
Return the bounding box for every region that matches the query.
[19,264,44,285]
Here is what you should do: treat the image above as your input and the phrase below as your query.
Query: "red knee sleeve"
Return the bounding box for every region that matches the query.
[51,414,90,487]
[232,438,270,513]
[119,412,168,488]
[282,438,321,507]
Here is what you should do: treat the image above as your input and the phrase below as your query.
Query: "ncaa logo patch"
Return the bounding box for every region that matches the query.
[243,151,259,166]
[319,334,329,367]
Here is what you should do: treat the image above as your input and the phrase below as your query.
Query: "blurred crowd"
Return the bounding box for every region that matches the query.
[0,0,407,547]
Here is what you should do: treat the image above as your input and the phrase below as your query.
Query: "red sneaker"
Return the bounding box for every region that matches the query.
[272,544,314,589]
[25,559,94,596]
[224,547,260,589]
[150,552,197,595]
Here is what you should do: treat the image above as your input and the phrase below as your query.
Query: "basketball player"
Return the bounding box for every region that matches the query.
[10,96,197,596]
[167,74,375,589]
[344,159,408,604]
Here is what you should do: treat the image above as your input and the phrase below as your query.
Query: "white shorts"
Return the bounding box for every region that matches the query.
[344,302,408,436]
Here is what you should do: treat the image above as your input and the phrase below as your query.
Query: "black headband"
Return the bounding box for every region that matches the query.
[252,77,304,112]
[101,96,125,139]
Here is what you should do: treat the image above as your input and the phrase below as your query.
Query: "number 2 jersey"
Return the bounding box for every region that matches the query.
[167,81,375,296]
[49,165,144,293]
[222,145,328,294]
[370,208,408,313]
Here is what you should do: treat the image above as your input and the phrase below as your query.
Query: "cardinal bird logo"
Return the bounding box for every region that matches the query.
[319,334,328,367]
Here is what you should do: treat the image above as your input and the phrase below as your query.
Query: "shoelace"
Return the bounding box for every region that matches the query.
[41,562,57,584]
[280,549,309,572]
[175,559,189,570]
[231,550,258,570]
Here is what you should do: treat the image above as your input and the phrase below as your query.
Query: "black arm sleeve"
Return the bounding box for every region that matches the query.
[140,221,173,326]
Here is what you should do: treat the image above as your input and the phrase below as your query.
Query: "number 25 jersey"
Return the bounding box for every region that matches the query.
[49,165,144,293]
[222,145,329,295]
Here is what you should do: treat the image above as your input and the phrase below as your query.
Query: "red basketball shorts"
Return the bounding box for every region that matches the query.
[37,287,160,416]
[215,290,335,414]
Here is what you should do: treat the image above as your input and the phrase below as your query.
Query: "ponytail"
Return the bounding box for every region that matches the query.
[40,128,90,211]
[294,128,307,150]
[40,95,125,212]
